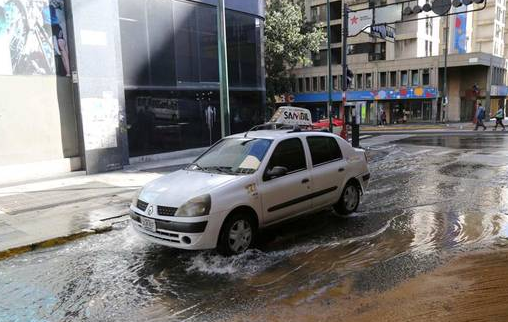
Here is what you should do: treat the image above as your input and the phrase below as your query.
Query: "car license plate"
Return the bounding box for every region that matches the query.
[140,217,156,232]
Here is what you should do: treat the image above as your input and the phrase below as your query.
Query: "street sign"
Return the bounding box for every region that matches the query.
[374,4,403,24]
[367,24,396,42]
[348,9,373,36]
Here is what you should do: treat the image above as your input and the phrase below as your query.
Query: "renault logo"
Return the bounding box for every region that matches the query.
[147,205,154,215]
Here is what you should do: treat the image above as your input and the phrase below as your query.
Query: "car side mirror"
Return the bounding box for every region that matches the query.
[265,166,288,180]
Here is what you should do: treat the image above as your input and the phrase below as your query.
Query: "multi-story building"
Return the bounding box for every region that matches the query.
[0,0,265,181]
[291,0,508,124]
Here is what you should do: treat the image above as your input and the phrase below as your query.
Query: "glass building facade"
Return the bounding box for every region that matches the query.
[119,0,265,157]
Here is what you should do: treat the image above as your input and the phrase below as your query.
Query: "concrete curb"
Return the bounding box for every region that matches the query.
[0,214,130,261]
[0,231,94,261]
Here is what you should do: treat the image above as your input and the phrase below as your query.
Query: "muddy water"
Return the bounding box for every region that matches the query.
[1,135,508,322]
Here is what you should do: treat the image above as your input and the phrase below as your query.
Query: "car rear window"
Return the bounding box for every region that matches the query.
[306,136,342,166]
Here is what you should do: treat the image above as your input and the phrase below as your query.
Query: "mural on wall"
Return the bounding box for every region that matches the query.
[0,0,70,76]
[294,87,438,103]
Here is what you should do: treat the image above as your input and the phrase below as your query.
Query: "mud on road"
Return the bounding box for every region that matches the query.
[234,248,508,322]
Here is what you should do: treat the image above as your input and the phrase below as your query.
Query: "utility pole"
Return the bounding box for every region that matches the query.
[442,15,449,122]
[217,0,230,137]
[327,0,333,133]
[340,3,349,140]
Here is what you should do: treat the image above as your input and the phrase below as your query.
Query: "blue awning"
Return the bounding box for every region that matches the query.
[293,86,438,103]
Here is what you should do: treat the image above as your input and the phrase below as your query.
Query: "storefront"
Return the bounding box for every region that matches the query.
[293,86,438,125]
[378,99,433,124]
[119,0,265,157]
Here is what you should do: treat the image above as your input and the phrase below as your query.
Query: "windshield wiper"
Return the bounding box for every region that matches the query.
[204,166,236,175]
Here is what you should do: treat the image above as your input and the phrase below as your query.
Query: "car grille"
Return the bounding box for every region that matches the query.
[137,199,148,211]
[158,206,177,216]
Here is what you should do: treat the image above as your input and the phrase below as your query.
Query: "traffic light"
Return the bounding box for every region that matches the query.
[346,68,353,88]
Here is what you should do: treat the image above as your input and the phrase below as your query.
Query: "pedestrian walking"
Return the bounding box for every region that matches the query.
[474,103,487,131]
[381,110,387,126]
[493,107,505,131]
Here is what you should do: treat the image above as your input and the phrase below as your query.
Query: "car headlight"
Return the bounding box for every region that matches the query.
[175,194,211,217]
[131,188,142,206]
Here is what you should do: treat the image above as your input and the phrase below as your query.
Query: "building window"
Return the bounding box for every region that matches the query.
[425,40,432,57]
[312,50,328,67]
[422,69,430,85]
[425,17,433,36]
[312,77,318,91]
[369,42,386,61]
[305,77,311,92]
[298,78,304,92]
[390,71,397,87]
[320,76,326,91]
[369,0,387,7]
[311,5,326,23]
[411,70,419,86]
[401,70,408,86]
[333,75,338,90]
[365,73,372,88]
[356,74,363,89]
[379,72,387,87]
[495,23,504,40]
[348,43,372,55]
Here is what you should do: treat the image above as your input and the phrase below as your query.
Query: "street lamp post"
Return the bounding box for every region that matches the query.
[217,0,230,137]
[442,15,449,122]
[327,0,333,133]
[341,3,349,142]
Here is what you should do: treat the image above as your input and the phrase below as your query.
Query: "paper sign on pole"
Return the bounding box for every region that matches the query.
[348,9,373,36]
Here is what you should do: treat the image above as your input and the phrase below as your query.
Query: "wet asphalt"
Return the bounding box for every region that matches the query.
[1,134,508,322]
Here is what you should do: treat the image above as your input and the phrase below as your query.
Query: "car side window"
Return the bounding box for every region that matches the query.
[266,138,307,175]
[306,136,343,166]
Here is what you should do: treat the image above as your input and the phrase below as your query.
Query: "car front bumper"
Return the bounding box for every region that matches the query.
[129,207,223,250]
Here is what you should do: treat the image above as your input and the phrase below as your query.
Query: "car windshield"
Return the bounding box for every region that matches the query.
[188,138,272,175]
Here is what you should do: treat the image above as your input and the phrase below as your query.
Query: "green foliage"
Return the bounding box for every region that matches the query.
[265,0,325,107]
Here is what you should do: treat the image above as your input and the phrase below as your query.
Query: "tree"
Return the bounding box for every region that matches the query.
[265,0,325,112]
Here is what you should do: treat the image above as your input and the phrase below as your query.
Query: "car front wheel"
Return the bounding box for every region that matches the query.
[217,213,255,256]
[334,182,360,215]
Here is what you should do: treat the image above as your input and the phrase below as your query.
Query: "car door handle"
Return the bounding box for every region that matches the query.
[301,178,310,184]
[338,168,345,172]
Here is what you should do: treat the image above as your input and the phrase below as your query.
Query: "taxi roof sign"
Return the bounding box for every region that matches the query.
[269,106,312,126]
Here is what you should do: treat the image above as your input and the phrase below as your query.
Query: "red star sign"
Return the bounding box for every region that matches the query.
[350,16,358,24]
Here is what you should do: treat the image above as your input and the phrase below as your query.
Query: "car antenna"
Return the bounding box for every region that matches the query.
[244,123,277,137]
[244,125,259,138]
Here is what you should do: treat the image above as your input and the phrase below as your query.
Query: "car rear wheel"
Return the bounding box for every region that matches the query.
[334,182,360,215]
[217,213,255,256]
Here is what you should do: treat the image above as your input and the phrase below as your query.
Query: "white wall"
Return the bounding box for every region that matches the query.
[0,76,79,166]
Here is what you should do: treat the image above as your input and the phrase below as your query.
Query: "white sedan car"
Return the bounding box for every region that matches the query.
[130,126,369,255]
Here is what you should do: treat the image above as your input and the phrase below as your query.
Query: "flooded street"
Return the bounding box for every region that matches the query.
[2,134,508,322]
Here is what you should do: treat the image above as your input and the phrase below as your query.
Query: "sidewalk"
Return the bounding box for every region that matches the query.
[360,120,508,134]
[0,153,200,260]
